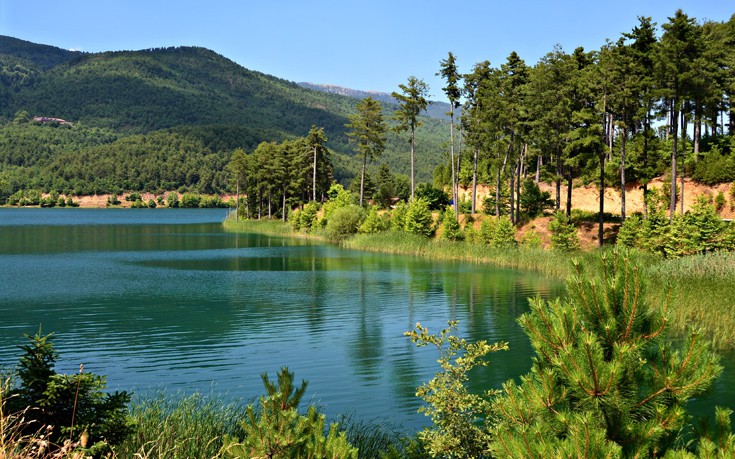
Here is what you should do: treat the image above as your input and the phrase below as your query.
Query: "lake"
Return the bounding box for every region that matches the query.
[0,208,731,430]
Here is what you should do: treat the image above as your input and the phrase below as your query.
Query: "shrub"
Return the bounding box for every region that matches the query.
[125,192,141,202]
[220,368,357,459]
[359,206,387,234]
[106,194,121,206]
[180,193,201,208]
[478,218,497,245]
[147,198,157,208]
[415,183,450,211]
[520,229,542,248]
[325,205,366,241]
[299,201,319,232]
[616,213,644,248]
[65,196,79,207]
[715,191,726,212]
[548,211,580,251]
[166,192,180,208]
[492,216,517,248]
[520,179,553,217]
[289,208,301,231]
[441,206,463,241]
[390,201,409,231]
[404,198,434,237]
[488,251,725,457]
[5,330,133,456]
[321,183,355,226]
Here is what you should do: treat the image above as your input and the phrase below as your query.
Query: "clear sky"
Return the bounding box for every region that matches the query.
[1,1,732,99]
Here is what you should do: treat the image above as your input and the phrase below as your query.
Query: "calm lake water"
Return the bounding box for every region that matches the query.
[0,208,732,430]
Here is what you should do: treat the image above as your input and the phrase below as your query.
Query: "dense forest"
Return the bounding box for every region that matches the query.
[2,9,735,224]
[0,35,448,202]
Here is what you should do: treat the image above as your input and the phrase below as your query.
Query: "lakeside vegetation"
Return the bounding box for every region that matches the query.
[3,249,734,458]
[4,5,735,457]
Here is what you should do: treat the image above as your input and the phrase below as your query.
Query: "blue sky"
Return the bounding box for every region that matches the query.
[1,1,733,98]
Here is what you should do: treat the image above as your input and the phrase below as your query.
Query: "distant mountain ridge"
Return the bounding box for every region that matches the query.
[0,35,448,188]
[298,82,453,121]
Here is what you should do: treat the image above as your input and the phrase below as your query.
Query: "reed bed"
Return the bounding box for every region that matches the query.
[645,252,735,350]
[112,391,246,459]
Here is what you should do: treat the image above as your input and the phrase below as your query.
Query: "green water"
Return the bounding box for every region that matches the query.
[0,208,731,430]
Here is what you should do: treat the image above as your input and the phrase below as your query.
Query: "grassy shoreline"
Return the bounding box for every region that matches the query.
[224,218,735,350]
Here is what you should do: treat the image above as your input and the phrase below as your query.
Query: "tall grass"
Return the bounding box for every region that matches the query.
[346,231,594,279]
[112,391,246,459]
[645,252,735,350]
[222,218,295,237]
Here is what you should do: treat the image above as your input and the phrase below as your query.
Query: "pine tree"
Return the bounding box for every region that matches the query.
[488,251,723,457]
[346,97,387,207]
[221,368,357,459]
[392,76,429,200]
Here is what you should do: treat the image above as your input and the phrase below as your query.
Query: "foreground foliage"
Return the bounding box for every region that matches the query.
[4,330,133,457]
[221,367,357,459]
[410,251,733,458]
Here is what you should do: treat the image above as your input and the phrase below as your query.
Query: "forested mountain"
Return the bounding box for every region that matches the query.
[0,35,448,200]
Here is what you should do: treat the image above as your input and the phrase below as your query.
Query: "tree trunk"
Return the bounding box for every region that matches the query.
[680,111,686,214]
[566,171,572,218]
[360,154,366,207]
[235,181,240,222]
[669,101,679,220]
[694,110,701,159]
[282,186,287,222]
[495,166,501,218]
[449,109,458,217]
[509,161,515,224]
[599,153,605,247]
[471,146,478,214]
[621,126,627,221]
[535,155,541,183]
[643,111,649,220]
[410,126,416,201]
[607,113,614,161]
[516,146,523,219]
[556,147,562,211]
[312,146,317,202]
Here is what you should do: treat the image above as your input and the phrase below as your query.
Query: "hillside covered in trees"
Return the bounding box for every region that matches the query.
[0,35,448,201]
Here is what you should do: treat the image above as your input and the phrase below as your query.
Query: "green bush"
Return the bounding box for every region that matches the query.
[548,211,580,251]
[404,198,434,237]
[166,192,180,208]
[359,206,387,234]
[488,251,726,457]
[441,206,463,241]
[221,368,357,459]
[299,201,319,232]
[692,152,735,185]
[492,216,517,248]
[289,208,302,231]
[325,205,366,241]
[125,192,142,202]
[106,194,121,206]
[478,218,496,245]
[415,183,450,211]
[520,179,553,217]
[389,202,409,231]
[180,193,201,208]
[321,183,355,226]
[715,191,726,212]
[147,198,157,208]
[6,330,133,456]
